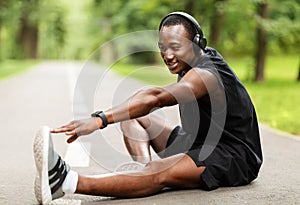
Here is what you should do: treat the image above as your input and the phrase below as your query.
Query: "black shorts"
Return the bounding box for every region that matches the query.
[163,126,261,191]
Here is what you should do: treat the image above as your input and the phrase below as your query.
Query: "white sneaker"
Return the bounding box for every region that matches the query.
[33,126,70,204]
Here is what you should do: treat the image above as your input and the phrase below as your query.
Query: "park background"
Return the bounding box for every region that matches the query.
[0,0,299,135]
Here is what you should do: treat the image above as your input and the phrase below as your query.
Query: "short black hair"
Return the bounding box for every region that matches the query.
[159,14,197,40]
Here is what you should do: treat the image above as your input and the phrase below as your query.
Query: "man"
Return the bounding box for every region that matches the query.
[33,12,263,204]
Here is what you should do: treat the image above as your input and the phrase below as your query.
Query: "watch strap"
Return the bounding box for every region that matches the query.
[91,111,108,129]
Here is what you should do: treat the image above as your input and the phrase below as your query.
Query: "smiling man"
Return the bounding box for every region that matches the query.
[33,12,263,204]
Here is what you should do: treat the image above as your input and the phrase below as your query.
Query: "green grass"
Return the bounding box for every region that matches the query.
[0,60,38,79]
[228,55,300,136]
[111,55,300,136]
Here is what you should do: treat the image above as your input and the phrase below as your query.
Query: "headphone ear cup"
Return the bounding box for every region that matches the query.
[193,34,207,50]
[199,37,207,50]
[193,34,200,46]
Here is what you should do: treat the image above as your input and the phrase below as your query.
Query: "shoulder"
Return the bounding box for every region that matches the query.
[180,67,221,95]
[203,47,224,59]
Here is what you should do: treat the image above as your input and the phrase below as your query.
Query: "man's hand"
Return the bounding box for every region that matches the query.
[51,117,101,143]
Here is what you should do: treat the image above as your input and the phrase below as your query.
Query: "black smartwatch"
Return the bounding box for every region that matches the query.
[91,111,108,129]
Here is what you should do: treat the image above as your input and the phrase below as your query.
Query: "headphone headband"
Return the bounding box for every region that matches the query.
[159,12,203,38]
[159,11,206,49]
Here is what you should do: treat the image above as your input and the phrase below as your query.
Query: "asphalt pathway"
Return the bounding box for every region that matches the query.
[0,61,299,205]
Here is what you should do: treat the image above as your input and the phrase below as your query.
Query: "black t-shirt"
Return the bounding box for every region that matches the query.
[178,47,263,166]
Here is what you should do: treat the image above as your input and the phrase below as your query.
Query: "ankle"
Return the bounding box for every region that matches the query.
[62,170,78,194]
[133,156,151,164]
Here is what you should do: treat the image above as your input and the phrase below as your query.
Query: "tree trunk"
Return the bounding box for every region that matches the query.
[17,1,39,59]
[184,0,195,15]
[209,0,225,47]
[18,15,38,59]
[0,26,1,60]
[254,1,269,82]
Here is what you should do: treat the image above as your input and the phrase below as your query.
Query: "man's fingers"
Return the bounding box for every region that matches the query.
[48,120,80,143]
[51,127,69,133]
[67,135,78,143]
[65,130,77,136]
[50,122,76,133]
[49,120,85,143]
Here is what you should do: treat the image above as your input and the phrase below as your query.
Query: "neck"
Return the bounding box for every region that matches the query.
[189,49,204,67]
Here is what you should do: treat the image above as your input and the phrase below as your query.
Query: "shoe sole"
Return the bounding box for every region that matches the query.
[114,161,145,174]
[33,126,52,204]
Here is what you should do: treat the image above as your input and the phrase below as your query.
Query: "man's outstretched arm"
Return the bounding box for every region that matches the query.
[51,68,218,143]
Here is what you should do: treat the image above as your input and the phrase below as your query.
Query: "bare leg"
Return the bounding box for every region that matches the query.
[75,154,205,198]
[121,113,174,163]
[121,119,152,163]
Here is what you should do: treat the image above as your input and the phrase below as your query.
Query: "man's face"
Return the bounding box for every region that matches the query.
[158,24,196,74]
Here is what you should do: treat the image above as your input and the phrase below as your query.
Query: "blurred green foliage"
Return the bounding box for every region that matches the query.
[0,0,66,59]
[234,55,300,135]
[0,0,299,61]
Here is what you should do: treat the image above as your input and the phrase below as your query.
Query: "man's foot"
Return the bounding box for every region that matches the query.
[33,126,70,204]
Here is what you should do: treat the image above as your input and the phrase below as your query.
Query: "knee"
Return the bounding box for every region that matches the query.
[120,120,136,135]
[120,118,148,136]
[120,120,130,133]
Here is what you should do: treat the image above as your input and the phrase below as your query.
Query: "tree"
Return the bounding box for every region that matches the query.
[17,0,40,59]
[38,3,66,59]
[264,0,300,82]
[254,0,269,82]
[209,0,226,48]
[183,0,195,14]
[0,0,66,60]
